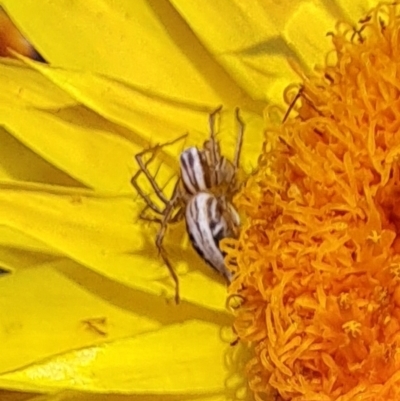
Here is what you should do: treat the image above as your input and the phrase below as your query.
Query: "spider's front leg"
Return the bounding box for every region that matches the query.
[206,106,223,180]
[232,108,244,170]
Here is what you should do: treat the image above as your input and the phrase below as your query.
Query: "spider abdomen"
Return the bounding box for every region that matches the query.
[185,192,240,281]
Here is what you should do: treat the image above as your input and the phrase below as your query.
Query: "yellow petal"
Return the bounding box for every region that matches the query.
[4,56,265,189]
[0,61,83,184]
[333,0,379,22]
[281,0,379,72]
[161,0,379,104]
[15,55,264,149]
[0,186,233,309]
[0,189,158,290]
[0,60,75,109]
[0,321,235,395]
[0,389,40,401]
[1,1,261,110]
[28,393,230,401]
[0,225,57,258]
[0,264,160,373]
[0,125,81,185]
[170,0,299,103]
[29,393,231,401]
[1,104,137,192]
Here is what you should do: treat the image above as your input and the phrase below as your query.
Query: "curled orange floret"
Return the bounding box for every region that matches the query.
[224,4,400,401]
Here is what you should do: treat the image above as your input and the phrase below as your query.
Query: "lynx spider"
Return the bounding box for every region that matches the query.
[131,107,244,303]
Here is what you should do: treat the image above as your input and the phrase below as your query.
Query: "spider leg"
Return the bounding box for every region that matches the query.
[209,105,223,138]
[205,105,224,187]
[142,168,181,218]
[140,202,184,227]
[168,205,185,224]
[208,105,223,165]
[139,178,183,224]
[233,108,245,170]
[155,188,182,303]
[131,135,189,304]
[283,87,302,123]
[131,153,165,215]
[139,206,163,223]
[134,151,171,206]
[132,134,187,213]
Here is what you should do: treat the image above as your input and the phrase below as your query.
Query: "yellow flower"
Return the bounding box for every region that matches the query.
[0,1,383,401]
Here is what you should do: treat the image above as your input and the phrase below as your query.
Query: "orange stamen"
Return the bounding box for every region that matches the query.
[223,4,400,400]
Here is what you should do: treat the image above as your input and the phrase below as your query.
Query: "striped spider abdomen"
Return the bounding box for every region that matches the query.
[185,191,240,281]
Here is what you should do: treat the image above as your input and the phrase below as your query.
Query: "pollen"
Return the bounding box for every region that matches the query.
[338,292,350,309]
[367,230,381,243]
[342,320,362,338]
[222,4,400,401]
[390,263,400,280]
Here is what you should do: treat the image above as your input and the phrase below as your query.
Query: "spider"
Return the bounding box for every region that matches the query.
[131,107,245,303]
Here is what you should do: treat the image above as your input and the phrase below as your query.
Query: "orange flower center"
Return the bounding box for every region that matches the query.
[223,4,400,400]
